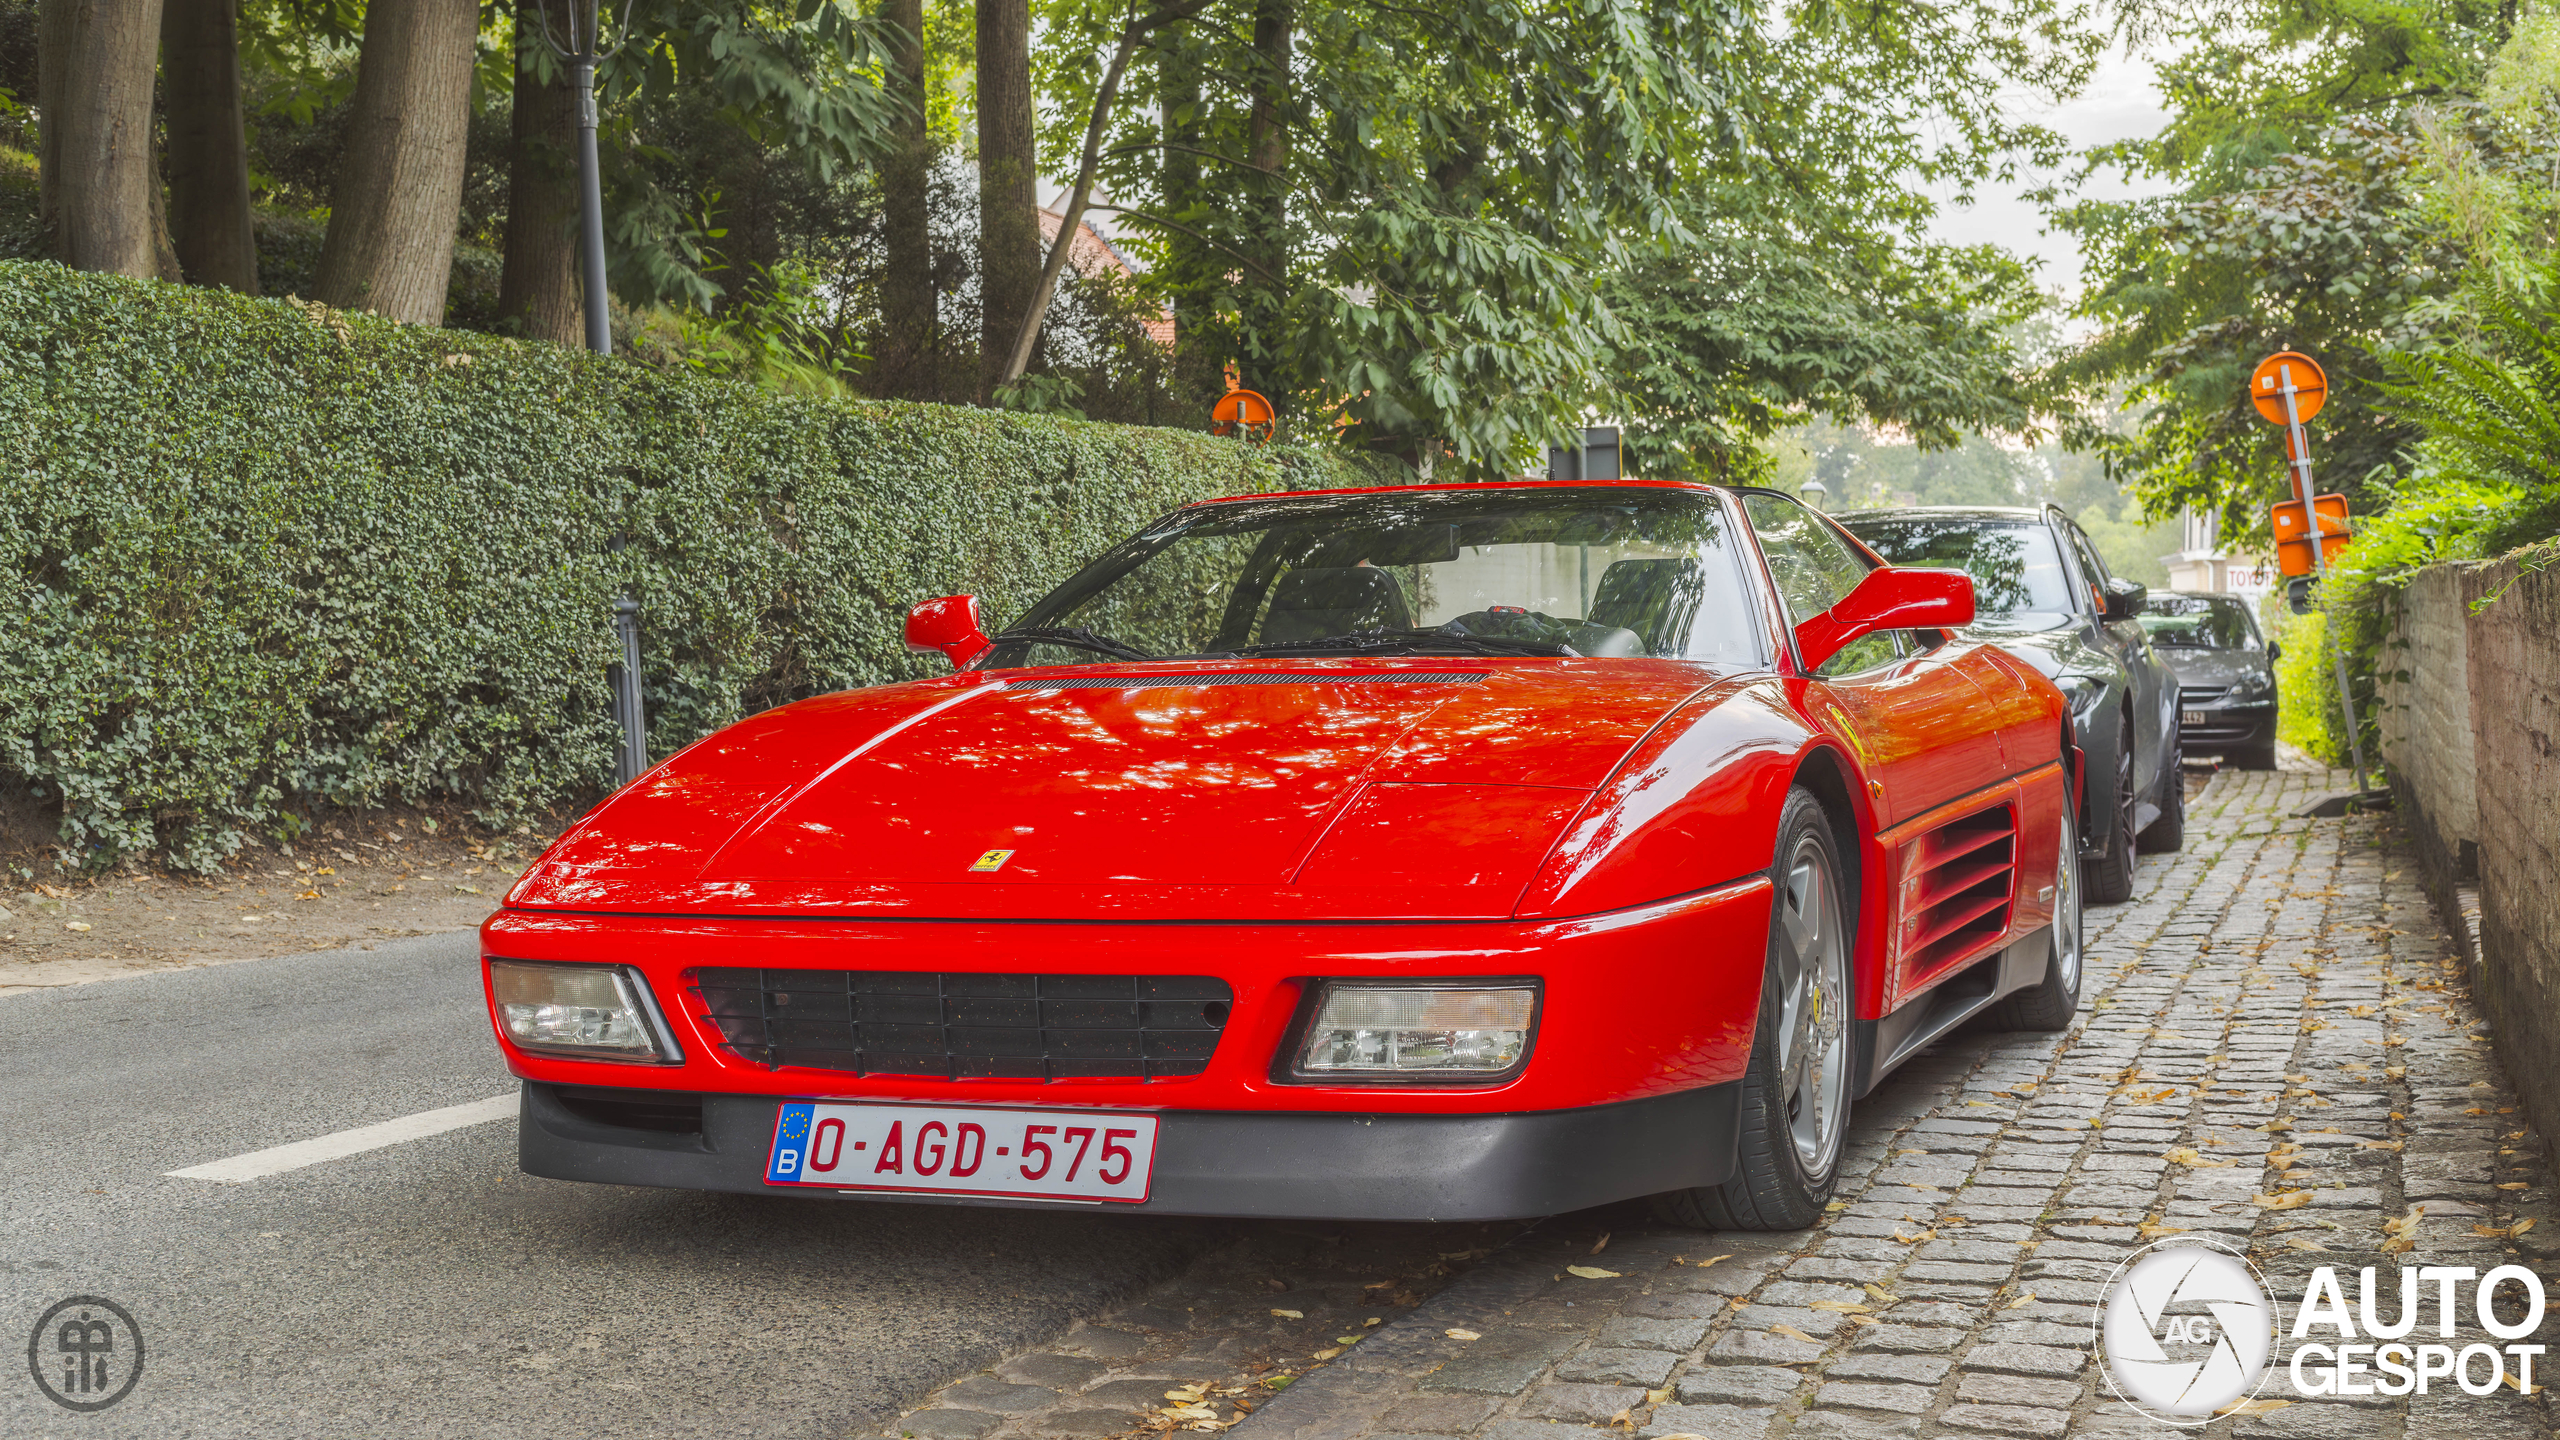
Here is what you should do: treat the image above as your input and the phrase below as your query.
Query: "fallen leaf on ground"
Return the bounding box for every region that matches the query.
[1863,1284,1899,1303]
[2253,1192,2311,1210]
[1270,1309,1303,1320]
[1334,1336,1361,1345]
[2137,1222,2188,1239]
[2003,1291,2036,1310]
[1445,1329,1481,1342]
[2380,1237,2417,1255]
[64,921,90,932]
[1769,1325,1821,1345]
[1676,1254,1732,1269]
[2285,1235,2329,1252]
[1891,1229,1936,1244]
[1591,1232,1611,1254]
[2498,1182,2529,1191]
[2383,1205,2427,1238]
[1567,1265,1621,1280]
[1607,1408,1636,1431]
[2218,1398,2292,1416]
[1808,1301,1870,1314]
[2504,1371,2543,1395]
[2166,1147,2232,1168]
[1311,1347,1343,1360]
[1644,1387,1672,1405]
[2361,1139,2404,1151]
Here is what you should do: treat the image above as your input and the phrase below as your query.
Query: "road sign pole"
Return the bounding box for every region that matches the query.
[2276,363,2372,797]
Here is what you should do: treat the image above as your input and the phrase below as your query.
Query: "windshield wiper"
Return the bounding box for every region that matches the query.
[990,626,1158,662]
[1236,627,1577,658]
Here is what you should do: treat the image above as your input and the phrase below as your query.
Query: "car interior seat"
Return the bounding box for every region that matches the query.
[1260,567,1414,644]
[1587,559,1704,654]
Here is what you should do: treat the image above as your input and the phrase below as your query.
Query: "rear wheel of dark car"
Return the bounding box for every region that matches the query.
[1976,810,2084,1033]
[2083,729,2138,904]
[2138,723,2185,853]
[1654,788,1852,1232]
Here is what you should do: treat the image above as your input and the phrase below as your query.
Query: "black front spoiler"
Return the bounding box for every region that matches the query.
[517,1079,1742,1222]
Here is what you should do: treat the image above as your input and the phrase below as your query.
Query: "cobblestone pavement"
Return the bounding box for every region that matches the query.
[873,764,2555,1440]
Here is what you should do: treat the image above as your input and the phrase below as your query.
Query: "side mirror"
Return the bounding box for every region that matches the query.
[2265,641,2282,663]
[905,595,994,669]
[1795,567,1975,673]
[2099,577,2146,621]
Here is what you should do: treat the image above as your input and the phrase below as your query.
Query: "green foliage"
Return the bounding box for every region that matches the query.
[0,262,1389,869]
[1053,0,2098,471]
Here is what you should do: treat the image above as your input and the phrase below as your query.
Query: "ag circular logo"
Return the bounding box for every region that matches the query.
[26,1295,145,1412]
[2095,1238,2274,1422]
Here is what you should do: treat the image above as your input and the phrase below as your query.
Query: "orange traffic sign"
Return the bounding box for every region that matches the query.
[2271,494,2351,576]
[1211,388,1276,443]
[2251,352,2327,426]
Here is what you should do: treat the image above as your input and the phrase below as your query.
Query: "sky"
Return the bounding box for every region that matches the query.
[1925,43,2180,303]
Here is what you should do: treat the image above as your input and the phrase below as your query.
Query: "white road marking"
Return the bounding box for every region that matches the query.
[165,1094,518,1183]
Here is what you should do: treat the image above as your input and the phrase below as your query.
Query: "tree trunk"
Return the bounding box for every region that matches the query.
[498,38,580,343]
[36,0,168,276]
[1156,34,1220,402]
[160,0,260,292]
[877,0,935,399]
[975,0,1037,402]
[312,0,476,323]
[1232,0,1292,407]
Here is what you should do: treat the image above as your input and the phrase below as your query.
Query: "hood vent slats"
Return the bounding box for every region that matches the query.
[1005,672,1488,692]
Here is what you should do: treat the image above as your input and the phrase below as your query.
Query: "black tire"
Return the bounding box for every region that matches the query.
[1652,789,1854,1232]
[1976,808,2084,1032]
[2234,740,2278,771]
[2138,725,2184,854]
[2083,728,2138,904]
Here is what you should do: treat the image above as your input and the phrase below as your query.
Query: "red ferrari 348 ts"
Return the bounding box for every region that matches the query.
[482,480,2080,1229]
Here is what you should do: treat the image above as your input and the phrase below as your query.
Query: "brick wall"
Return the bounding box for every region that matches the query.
[2459,558,2560,1142]
[2380,564,2482,882]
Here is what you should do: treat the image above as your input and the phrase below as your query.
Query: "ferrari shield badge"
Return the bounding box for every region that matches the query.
[968,849,1015,873]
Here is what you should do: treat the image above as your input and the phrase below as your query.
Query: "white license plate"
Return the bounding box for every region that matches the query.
[764,1101,1158,1203]
[2181,709,2210,727]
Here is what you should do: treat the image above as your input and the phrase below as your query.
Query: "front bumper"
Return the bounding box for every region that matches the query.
[518,1079,1740,1220]
[2180,701,2275,753]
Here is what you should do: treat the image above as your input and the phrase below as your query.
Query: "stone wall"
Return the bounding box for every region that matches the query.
[2379,564,2483,883]
[2383,557,2560,1139]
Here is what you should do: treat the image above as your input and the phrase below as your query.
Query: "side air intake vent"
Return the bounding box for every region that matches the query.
[1898,805,2018,981]
[1007,672,1488,691]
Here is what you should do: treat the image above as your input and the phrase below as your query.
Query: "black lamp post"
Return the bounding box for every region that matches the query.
[535,0,648,786]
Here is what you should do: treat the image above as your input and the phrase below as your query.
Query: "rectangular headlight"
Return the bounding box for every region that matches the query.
[488,960,679,1062]
[1292,982,1537,1079]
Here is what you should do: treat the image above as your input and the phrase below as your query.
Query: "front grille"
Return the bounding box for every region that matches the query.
[2179,686,2230,705]
[688,970,1233,1081]
[1008,672,1486,691]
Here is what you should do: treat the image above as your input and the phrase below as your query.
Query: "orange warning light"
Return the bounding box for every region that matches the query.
[1211,388,1276,444]
[2250,352,2328,426]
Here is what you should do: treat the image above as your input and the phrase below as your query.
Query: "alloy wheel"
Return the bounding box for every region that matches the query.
[1773,836,1851,1181]
[2054,815,2082,993]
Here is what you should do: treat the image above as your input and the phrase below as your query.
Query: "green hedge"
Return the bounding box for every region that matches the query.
[0,261,1395,869]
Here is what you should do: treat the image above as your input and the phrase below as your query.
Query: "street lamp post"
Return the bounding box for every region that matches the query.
[1798,479,1829,512]
[535,0,648,786]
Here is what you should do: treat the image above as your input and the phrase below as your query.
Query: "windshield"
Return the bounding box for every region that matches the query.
[1836,516,2076,617]
[2139,595,2259,649]
[990,486,1765,668]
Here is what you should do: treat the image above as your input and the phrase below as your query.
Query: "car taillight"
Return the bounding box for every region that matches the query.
[488,960,681,1063]
[1290,982,1537,1080]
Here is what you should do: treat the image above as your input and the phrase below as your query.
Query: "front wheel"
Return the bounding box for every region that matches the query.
[2083,729,2138,904]
[1975,811,2084,1032]
[2138,725,2185,854]
[1653,789,1853,1232]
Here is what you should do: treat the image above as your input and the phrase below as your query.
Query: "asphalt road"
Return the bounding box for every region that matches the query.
[0,935,1230,1438]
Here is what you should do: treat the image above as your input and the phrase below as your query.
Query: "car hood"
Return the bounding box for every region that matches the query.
[506,659,1730,922]
[2152,648,2271,690]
